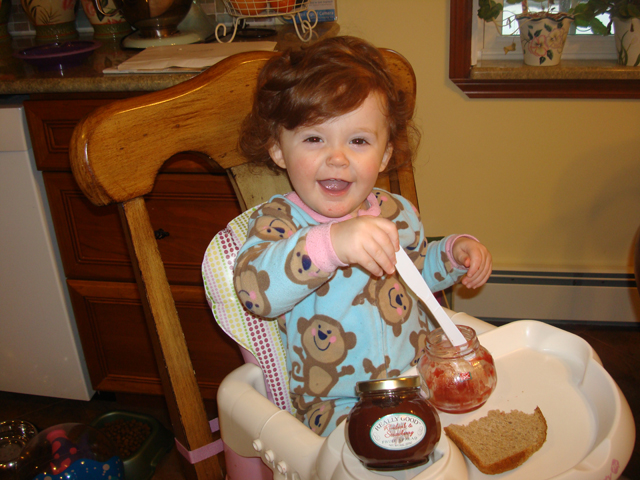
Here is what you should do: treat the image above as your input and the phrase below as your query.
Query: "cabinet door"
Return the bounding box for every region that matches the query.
[25,99,221,173]
[43,172,242,285]
[68,280,244,399]
[25,99,116,171]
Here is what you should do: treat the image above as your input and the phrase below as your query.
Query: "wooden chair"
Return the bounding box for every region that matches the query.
[69,48,419,480]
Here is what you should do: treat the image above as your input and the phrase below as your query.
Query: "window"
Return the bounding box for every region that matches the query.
[449,0,640,99]
[474,0,615,63]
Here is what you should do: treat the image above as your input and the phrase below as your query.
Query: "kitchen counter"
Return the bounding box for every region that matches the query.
[8,20,338,401]
[0,22,339,95]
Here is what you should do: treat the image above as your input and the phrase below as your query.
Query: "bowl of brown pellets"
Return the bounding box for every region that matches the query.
[90,411,173,480]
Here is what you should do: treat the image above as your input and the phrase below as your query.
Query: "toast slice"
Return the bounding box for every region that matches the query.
[444,407,547,475]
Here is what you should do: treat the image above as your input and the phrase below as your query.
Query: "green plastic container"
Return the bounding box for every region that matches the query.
[90,411,174,480]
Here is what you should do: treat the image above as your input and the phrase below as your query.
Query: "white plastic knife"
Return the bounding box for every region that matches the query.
[395,248,467,347]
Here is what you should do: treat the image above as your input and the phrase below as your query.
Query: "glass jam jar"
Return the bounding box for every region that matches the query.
[418,325,497,414]
[345,376,441,471]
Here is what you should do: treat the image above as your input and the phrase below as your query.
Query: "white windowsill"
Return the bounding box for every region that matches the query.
[471,58,640,80]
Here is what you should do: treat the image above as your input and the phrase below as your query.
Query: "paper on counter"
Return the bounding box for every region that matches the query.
[103,41,277,74]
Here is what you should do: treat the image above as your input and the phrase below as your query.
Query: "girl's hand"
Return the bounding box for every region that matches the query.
[452,237,492,289]
[331,217,399,277]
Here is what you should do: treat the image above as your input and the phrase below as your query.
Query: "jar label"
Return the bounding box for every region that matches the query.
[369,413,427,451]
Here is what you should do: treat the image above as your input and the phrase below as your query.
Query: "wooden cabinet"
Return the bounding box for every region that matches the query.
[41,172,241,284]
[66,280,242,399]
[25,97,245,398]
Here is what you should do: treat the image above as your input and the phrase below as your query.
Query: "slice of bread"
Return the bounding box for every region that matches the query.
[444,407,547,475]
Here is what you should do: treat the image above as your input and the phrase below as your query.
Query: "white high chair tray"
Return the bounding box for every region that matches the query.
[424,319,635,480]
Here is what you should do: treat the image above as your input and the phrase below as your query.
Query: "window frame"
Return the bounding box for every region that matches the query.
[449,0,640,99]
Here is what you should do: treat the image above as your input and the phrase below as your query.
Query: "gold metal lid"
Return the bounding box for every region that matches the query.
[355,375,421,394]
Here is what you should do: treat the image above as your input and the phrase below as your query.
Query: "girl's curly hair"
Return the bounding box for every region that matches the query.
[238,36,420,173]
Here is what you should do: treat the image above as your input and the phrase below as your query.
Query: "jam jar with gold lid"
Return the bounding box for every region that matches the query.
[418,325,497,414]
[345,376,441,471]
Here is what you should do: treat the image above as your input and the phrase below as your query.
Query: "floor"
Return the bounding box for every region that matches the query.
[1,322,638,480]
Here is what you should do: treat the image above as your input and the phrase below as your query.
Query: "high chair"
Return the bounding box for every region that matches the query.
[70,47,635,480]
[67,46,443,479]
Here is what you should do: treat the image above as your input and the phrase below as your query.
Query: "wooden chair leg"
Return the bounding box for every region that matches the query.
[120,198,224,480]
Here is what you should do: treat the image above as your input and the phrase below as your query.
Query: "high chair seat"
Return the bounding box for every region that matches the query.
[203,206,293,414]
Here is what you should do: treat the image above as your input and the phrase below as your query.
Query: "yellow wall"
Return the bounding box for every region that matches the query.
[337,0,640,272]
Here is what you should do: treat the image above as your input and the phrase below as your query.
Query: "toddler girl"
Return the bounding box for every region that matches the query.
[233,36,492,436]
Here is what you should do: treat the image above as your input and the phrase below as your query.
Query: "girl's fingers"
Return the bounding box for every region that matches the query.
[364,241,396,276]
[461,250,492,288]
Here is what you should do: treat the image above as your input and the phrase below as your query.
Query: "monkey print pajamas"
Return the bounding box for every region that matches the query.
[233,189,469,436]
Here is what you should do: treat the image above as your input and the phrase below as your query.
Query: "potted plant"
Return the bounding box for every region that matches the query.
[478,0,574,66]
[572,0,640,65]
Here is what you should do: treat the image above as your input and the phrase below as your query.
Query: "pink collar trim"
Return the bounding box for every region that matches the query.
[285,192,381,223]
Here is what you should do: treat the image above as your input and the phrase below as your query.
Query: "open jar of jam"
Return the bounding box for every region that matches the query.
[345,376,441,471]
[417,325,497,414]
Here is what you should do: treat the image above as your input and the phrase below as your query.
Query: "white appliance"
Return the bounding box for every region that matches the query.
[0,97,94,401]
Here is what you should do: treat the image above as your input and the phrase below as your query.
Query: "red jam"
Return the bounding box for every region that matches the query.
[417,325,497,414]
[346,376,441,471]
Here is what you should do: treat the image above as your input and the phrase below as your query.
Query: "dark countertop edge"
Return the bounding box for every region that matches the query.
[0,73,199,95]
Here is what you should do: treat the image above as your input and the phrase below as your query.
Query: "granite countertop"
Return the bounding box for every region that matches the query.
[0,22,339,95]
[471,58,640,80]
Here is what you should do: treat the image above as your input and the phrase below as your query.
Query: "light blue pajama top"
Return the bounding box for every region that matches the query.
[233,188,468,436]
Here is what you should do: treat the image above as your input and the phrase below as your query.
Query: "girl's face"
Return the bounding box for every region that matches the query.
[269,93,393,219]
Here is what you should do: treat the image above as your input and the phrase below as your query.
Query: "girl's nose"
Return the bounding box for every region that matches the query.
[326,148,349,167]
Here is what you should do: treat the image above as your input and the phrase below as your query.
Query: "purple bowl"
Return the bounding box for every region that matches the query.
[14,40,102,70]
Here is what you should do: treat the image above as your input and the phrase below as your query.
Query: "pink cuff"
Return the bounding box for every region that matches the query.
[445,234,479,270]
[306,224,348,272]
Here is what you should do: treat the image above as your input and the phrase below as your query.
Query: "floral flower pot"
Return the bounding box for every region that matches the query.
[21,0,79,43]
[613,17,640,67]
[80,0,131,39]
[517,13,573,66]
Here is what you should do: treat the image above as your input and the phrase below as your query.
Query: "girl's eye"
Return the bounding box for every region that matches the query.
[351,137,369,146]
[304,136,322,143]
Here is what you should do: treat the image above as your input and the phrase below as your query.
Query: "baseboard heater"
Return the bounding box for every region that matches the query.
[452,269,640,324]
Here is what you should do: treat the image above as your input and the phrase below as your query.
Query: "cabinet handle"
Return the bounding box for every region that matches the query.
[154,229,170,240]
